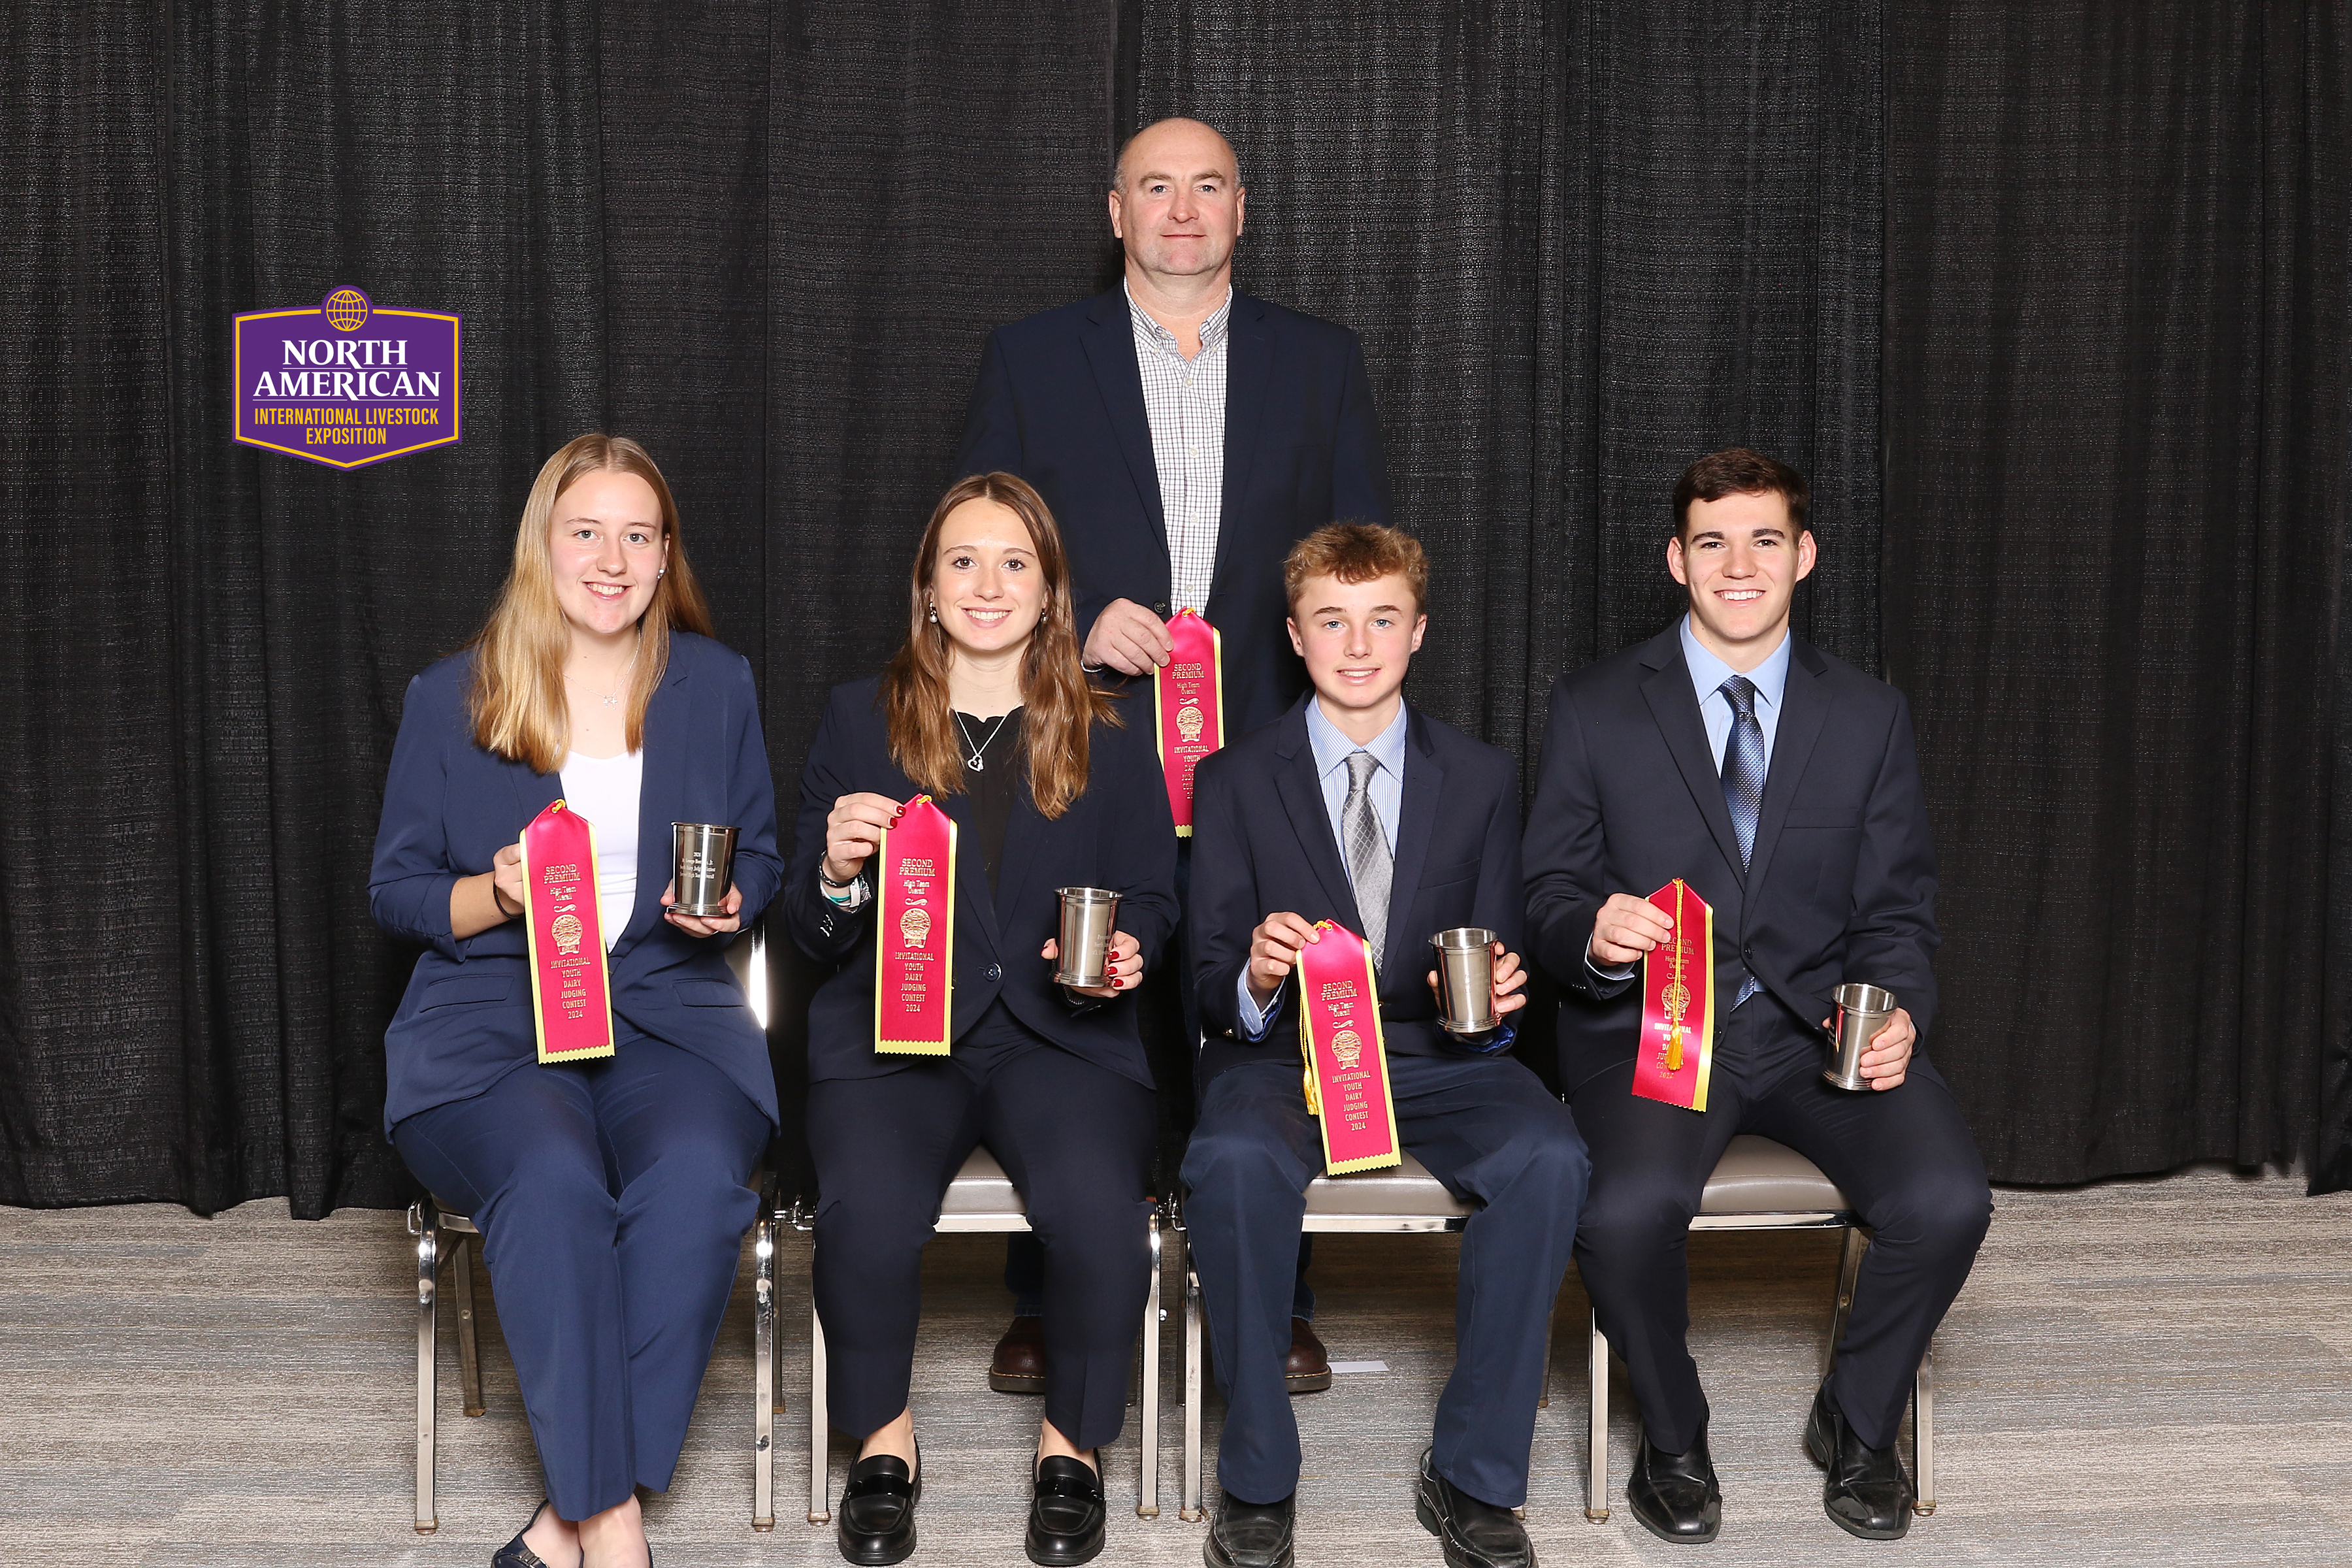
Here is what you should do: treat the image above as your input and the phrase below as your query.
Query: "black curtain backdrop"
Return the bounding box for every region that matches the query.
[1885,2,2349,1186]
[0,1,2344,1215]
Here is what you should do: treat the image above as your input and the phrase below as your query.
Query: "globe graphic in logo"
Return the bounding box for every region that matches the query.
[323,287,371,332]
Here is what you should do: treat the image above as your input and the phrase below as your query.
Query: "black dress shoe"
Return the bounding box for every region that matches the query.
[491,1500,553,1568]
[1414,1447,1535,1568]
[1627,1426,1722,1543]
[1204,1492,1295,1568]
[1026,1454,1107,1565]
[838,1448,922,1566]
[1805,1381,1913,1539]
[992,1314,1047,1394]
[1286,1317,1333,1394]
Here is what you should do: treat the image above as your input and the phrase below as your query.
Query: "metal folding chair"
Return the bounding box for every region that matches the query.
[1171,1151,1474,1522]
[756,1151,1167,1529]
[1582,1134,1936,1522]
[408,925,770,1534]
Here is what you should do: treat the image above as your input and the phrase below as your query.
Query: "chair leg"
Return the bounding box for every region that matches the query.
[1138,1210,1162,1518]
[1539,1289,1558,1409]
[1180,1258,1204,1522]
[1823,1225,1866,1378]
[753,1203,776,1531]
[451,1237,484,1418]
[1912,1341,1936,1515]
[412,1203,440,1535]
[1585,1308,1610,1523]
[808,1301,831,1525]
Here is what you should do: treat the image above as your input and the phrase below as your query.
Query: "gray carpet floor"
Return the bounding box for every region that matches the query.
[3,1164,2348,1567]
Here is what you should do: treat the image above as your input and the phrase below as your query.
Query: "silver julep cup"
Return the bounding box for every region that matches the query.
[1826,982,1897,1091]
[1431,927,1500,1035]
[670,822,739,917]
[1053,887,1121,988]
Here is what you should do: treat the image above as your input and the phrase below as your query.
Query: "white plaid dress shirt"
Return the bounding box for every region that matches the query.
[1126,281,1232,615]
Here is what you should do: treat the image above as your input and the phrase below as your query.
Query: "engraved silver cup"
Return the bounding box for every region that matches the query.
[670,822,739,918]
[1053,886,1120,988]
[1826,982,1897,1091]
[1431,926,1501,1035]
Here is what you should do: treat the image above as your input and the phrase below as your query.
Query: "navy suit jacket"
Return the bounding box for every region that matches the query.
[953,287,1390,737]
[368,633,785,1135]
[1188,697,1527,1089]
[1524,623,1940,1093]
[781,678,1179,1088]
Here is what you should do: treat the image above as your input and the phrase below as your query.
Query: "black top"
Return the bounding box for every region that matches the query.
[954,707,1025,901]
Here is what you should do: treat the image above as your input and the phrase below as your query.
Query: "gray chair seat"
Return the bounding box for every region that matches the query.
[1303,1151,1471,1224]
[1699,1134,1847,1215]
[936,1148,1025,1226]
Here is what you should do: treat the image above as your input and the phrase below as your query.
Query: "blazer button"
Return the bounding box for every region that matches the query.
[1152,600,1170,617]
[985,962,1002,981]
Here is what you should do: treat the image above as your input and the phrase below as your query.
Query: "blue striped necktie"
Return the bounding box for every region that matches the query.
[1720,674,1763,1007]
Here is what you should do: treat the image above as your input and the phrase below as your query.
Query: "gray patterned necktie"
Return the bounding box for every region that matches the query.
[1342,750,1392,968]
[1719,674,1763,1005]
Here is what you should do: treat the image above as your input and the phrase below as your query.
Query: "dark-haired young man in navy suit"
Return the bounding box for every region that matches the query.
[958,114,1386,1397]
[1525,449,1991,1544]
[1181,525,1587,1568]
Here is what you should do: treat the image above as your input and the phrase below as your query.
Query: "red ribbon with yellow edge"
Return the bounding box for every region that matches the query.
[520,799,616,1064]
[1631,879,1715,1111]
[874,794,956,1054]
[1154,609,1224,836]
[1296,921,1402,1173]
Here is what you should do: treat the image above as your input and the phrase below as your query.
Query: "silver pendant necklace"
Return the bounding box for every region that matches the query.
[954,711,1011,772]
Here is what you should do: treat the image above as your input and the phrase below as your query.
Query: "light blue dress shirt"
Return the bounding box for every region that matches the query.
[1587,617,1794,985]
[1234,699,1407,1039]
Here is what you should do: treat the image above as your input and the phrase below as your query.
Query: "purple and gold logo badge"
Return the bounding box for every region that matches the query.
[233,286,461,468]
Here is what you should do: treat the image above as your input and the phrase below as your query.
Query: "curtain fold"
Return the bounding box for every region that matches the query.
[1884,0,2349,1184]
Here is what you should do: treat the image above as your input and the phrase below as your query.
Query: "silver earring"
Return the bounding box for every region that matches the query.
[658,568,666,578]
[928,604,938,623]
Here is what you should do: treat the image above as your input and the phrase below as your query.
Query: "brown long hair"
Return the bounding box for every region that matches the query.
[466,433,715,773]
[881,472,1118,818]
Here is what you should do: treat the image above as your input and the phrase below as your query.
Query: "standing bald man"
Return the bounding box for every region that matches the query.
[957,116,1391,1401]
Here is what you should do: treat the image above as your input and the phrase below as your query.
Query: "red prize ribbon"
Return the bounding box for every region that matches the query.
[521,800,617,1064]
[1295,921,1402,1173]
[1154,610,1224,836]
[1631,878,1715,1111]
[874,795,956,1055]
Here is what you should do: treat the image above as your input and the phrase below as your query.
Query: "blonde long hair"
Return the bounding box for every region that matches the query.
[881,472,1119,819]
[467,434,714,773]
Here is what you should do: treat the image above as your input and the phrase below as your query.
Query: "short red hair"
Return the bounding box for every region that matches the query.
[1284,522,1428,612]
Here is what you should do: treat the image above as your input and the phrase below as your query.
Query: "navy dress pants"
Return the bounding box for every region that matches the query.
[1569,998,1993,1454]
[392,1037,771,1522]
[807,1030,1157,1452]
[1181,1053,1589,1509]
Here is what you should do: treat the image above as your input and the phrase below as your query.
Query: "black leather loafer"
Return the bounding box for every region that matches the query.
[491,1500,553,1568]
[1204,1492,1295,1568]
[1414,1447,1536,1568]
[1026,1454,1107,1565]
[1627,1426,1722,1543]
[1805,1382,1913,1539]
[838,1448,922,1566]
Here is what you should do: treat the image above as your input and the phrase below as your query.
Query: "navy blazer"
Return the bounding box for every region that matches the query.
[1524,623,1940,1093]
[781,678,1179,1088]
[953,287,1391,737]
[369,633,785,1135]
[1188,697,1527,1089]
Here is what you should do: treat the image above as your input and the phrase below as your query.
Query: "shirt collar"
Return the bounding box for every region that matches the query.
[1679,614,1793,712]
[1304,694,1410,783]
[1124,279,1233,353]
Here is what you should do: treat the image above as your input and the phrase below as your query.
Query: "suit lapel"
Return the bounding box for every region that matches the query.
[1273,706,1358,921]
[512,757,562,826]
[1081,290,1168,557]
[1211,296,1271,600]
[932,787,1003,962]
[1640,634,1748,885]
[616,659,689,953]
[1740,640,1831,906]
[1379,711,1442,979]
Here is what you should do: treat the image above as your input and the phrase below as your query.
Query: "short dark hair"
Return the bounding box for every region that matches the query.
[1673,448,1810,538]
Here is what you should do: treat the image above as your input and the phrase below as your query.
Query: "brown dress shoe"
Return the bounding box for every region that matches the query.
[990,1314,1047,1394]
[1285,1316,1331,1394]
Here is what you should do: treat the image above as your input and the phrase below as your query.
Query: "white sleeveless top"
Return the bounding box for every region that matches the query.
[559,749,644,949]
